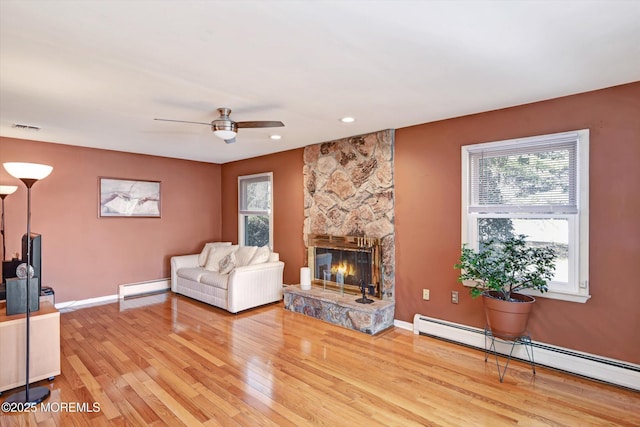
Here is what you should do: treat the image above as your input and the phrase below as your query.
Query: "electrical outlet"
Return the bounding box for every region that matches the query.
[422,289,430,300]
[451,291,459,304]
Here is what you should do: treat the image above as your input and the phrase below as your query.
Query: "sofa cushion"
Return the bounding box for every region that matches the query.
[249,245,270,265]
[219,252,236,275]
[177,267,207,282]
[205,245,239,272]
[200,271,230,290]
[198,242,232,267]
[234,246,258,267]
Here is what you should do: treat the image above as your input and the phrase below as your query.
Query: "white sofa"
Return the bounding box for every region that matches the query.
[171,243,285,313]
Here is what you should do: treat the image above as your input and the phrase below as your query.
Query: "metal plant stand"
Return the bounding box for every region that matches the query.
[484,328,536,382]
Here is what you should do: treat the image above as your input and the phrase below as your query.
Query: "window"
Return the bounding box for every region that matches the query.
[238,172,273,248]
[461,130,590,303]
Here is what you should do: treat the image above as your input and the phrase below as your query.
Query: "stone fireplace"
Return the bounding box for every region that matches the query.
[303,129,395,299]
[283,129,396,335]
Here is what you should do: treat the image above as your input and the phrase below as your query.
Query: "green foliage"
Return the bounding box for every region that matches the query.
[454,235,557,301]
[478,218,514,246]
[245,215,269,247]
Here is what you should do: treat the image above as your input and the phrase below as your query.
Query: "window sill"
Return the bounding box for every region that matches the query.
[460,282,591,303]
[519,288,591,303]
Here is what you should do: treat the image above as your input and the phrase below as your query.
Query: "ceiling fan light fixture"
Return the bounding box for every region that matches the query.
[156,107,283,143]
[212,120,238,140]
[213,129,237,140]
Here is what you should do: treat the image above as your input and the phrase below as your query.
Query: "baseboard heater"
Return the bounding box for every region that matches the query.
[413,314,640,391]
[118,278,170,299]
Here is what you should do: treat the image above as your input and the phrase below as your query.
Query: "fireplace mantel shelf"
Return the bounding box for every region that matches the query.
[283,285,395,335]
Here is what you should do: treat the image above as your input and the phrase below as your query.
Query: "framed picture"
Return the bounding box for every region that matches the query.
[99,177,161,218]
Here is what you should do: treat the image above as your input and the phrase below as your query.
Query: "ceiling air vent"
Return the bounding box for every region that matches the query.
[12,123,41,131]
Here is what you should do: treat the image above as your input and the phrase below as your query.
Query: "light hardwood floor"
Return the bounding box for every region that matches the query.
[1,293,638,426]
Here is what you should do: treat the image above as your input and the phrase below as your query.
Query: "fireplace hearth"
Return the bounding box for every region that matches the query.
[308,234,381,298]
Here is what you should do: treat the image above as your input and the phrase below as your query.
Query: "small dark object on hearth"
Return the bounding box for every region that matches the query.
[356,280,374,304]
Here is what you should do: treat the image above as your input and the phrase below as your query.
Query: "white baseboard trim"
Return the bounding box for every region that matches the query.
[55,294,118,310]
[54,279,170,310]
[394,319,413,331]
[413,314,640,391]
[118,278,170,299]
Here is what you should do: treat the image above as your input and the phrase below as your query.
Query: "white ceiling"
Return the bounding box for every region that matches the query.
[1,1,639,164]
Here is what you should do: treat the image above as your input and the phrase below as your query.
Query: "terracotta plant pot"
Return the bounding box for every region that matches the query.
[482,290,535,339]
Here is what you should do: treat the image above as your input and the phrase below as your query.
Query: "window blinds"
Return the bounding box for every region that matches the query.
[239,174,271,213]
[468,135,578,214]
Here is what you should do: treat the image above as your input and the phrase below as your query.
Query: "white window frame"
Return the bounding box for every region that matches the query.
[238,172,273,249]
[461,130,590,303]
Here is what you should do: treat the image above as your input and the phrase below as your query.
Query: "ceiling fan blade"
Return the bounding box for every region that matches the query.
[224,137,236,144]
[154,118,211,125]
[236,121,284,128]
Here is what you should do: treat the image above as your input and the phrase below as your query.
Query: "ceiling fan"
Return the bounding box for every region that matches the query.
[154,107,284,144]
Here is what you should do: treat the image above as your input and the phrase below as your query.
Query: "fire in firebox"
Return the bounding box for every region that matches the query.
[308,234,382,298]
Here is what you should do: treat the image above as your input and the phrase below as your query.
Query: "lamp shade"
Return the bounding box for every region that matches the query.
[3,162,53,180]
[0,185,18,195]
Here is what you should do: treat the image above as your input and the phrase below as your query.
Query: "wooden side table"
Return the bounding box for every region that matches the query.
[0,300,60,393]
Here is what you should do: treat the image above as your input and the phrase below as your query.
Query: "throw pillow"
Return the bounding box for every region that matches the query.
[234,246,258,267]
[249,245,270,265]
[198,242,232,266]
[205,245,238,272]
[219,252,236,275]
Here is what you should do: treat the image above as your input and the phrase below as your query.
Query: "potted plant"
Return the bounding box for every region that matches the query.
[454,234,557,338]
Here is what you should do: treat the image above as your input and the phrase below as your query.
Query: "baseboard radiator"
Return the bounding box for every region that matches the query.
[118,278,170,299]
[413,314,640,391]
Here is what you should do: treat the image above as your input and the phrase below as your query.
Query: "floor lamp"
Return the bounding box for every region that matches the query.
[0,185,18,261]
[3,162,53,405]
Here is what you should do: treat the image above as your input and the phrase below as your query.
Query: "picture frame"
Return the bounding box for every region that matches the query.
[99,177,161,218]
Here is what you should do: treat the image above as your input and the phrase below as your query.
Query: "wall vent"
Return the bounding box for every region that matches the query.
[118,278,170,299]
[12,123,41,131]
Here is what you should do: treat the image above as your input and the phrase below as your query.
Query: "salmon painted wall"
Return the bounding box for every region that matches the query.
[395,82,640,364]
[0,137,222,303]
[2,82,637,364]
[220,149,305,286]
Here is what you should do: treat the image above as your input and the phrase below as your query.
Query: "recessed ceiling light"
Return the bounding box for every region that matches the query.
[340,117,355,123]
[270,134,282,140]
